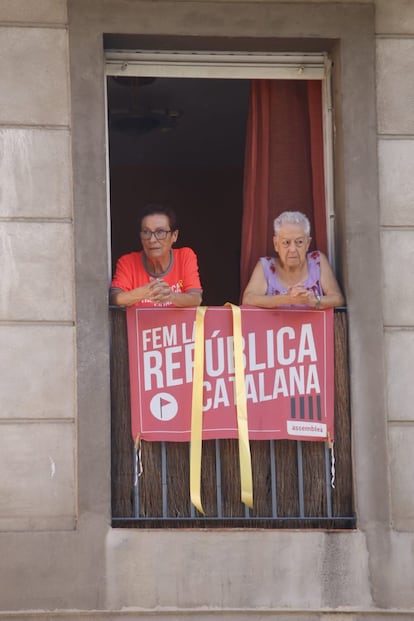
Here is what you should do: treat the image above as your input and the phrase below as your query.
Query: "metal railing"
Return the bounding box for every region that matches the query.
[110,307,355,529]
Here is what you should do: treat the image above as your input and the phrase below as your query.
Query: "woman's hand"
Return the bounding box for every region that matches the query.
[146,278,173,304]
[288,284,311,303]
[109,279,172,306]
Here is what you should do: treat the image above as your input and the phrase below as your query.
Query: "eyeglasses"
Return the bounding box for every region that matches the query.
[140,229,172,241]
[279,238,307,249]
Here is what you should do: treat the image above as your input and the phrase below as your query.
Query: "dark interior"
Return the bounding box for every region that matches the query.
[107,76,250,306]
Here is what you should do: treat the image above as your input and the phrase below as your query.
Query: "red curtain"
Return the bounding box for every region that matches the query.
[240,79,327,294]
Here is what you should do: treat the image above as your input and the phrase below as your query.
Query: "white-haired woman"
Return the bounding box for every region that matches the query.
[242,211,344,309]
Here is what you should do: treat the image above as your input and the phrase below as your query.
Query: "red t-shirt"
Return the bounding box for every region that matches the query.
[110,247,202,307]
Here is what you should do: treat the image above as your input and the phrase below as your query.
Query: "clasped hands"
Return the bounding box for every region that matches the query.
[144,278,174,304]
[288,283,319,307]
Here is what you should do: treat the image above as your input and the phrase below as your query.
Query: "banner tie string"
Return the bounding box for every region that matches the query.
[330,442,336,489]
[133,435,143,487]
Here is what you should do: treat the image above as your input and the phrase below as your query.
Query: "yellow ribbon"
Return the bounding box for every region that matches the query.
[190,306,207,514]
[190,304,253,512]
[225,303,254,508]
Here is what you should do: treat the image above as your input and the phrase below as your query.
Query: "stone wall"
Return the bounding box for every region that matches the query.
[376,0,414,532]
[0,1,76,531]
[0,0,413,618]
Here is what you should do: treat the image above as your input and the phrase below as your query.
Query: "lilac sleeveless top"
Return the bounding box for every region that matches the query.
[260,251,323,298]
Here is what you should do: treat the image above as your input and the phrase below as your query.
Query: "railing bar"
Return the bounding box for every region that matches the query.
[114,516,356,523]
[161,441,167,518]
[215,440,222,518]
[270,439,278,517]
[133,445,140,518]
[297,440,305,518]
[324,442,333,518]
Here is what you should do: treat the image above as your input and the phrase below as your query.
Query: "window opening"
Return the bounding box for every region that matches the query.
[107,75,248,306]
[106,51,354,528]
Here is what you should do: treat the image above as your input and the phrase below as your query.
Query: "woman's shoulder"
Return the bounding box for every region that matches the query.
[173,247,197,258]
[260,256,278,280]
[307,250,321,259]
[117,250,142,264]
[260,255,276,265]
[307,250,322,265]
[260,255,276,269]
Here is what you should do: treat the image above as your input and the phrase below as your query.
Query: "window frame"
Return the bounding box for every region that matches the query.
[104,50,337,271]
[105,50,352,528]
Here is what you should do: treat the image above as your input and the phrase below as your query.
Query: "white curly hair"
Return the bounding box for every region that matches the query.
[273,211,311,237]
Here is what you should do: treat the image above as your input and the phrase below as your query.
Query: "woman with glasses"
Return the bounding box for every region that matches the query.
[110,204,202,307]
[242,211,344,309]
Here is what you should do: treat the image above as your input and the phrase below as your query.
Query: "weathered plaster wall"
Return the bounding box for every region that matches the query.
[0,0,109,612]
[0,0,413,618]
[0,1,76,531]
[376,0,414,534]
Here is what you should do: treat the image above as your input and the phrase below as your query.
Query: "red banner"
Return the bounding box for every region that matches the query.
[126,306,334,443]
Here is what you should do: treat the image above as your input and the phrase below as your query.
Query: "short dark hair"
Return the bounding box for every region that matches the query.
[138,203,178,231]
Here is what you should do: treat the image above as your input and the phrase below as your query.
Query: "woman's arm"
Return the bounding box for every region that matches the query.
[170,290,202,307]
[109,284,153,307]
[318,253,345,309]
[242,262,300,308]
[110,282,202,307]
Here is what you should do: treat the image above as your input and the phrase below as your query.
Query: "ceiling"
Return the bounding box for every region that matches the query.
[107,76,250,168]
